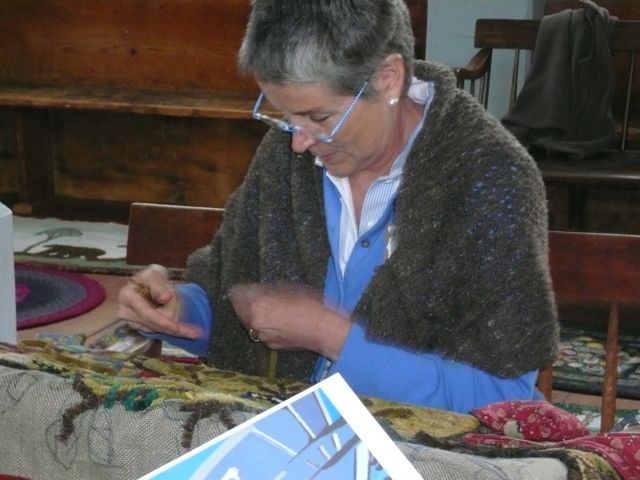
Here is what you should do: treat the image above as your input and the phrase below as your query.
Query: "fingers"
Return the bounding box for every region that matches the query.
[119,287,201,339]
[133,264,173,305]
[228,283,259,325]
[229,284,266,342]
[228,282,328,350]
[117,264,201,339]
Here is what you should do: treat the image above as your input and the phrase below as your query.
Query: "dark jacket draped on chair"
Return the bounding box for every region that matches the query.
[502,0,618,158]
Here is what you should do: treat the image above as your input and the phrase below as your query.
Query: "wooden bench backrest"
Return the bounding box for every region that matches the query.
[0,0,427,94]
[549,230,640,304]
[126,202,224,269]
[541,230,640,432]
[0,0,256,96]
[0,0,427,121]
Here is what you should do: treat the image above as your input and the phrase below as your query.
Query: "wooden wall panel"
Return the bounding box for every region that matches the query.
[0,0,257,96]
[49,110,267,207]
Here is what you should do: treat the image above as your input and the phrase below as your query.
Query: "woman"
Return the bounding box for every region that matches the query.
[118,0,559,413]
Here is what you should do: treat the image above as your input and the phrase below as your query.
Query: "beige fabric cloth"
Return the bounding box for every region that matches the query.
[0,365,571,480]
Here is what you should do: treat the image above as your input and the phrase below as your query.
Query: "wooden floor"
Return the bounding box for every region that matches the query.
[18,273,130,346]
[16,272,640,412]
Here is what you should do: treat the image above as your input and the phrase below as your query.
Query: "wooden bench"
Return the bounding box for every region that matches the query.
[126,202,639,432]
[0,0,427,220]
[537,229,640,432]
[455,1,640,231]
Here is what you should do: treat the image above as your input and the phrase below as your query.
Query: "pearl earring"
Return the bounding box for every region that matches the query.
[388,97,399,106]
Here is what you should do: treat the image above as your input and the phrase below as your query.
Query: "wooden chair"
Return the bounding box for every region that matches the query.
[126,202,223,269]
[455,3,640,231]
[537,229,640,432]
[457,1,639,144]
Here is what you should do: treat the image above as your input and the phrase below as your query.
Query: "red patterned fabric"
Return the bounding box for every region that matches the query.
[472,400,589,441]
[561,434,640,480]
[467,400,640,480]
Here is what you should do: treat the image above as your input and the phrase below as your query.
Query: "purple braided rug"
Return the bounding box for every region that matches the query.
[15,264,106,329]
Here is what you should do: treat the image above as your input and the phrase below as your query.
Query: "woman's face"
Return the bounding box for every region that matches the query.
[257,81,400,179]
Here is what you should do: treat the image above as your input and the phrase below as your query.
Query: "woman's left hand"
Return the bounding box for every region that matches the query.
[229,283,351,361]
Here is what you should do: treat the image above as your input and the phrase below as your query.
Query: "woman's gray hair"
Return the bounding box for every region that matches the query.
[238,0,415,96]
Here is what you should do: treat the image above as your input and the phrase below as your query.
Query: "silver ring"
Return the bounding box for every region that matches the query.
[248,328,261,343]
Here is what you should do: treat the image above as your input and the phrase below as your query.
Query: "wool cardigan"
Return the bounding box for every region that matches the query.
[185,60,559,381]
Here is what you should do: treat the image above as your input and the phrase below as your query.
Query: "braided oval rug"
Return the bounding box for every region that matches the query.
[15,264,106,329]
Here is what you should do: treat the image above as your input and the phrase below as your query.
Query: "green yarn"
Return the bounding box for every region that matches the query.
[122,387,159,411]
[104,383,121,409]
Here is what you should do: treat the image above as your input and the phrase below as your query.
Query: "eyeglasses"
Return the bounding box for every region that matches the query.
[252,81,368,143]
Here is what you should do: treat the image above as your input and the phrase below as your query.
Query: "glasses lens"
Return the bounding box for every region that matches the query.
[253,81,367,143]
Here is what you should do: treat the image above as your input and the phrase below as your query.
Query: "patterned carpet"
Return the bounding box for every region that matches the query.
[556,401,640,434]
[554,323,640,400]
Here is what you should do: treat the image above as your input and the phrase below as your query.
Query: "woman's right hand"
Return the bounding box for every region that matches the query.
[117,264,201,339]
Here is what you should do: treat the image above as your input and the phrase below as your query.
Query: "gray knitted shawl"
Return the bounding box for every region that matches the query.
[185,60,559,381]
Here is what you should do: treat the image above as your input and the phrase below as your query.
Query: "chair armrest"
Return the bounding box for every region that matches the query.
[454,47,492,84]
